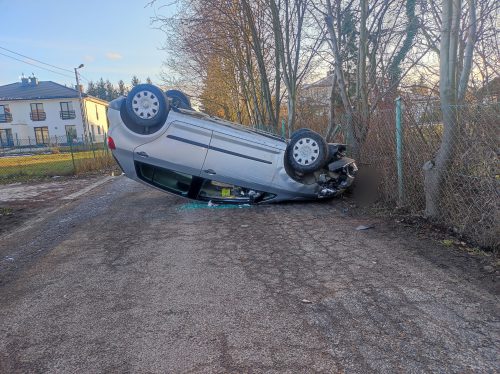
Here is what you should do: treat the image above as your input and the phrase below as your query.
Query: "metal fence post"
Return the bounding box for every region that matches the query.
[104,131,110,155]
[395,97,404,206]
[69,138,76,173]
[90,133,96,158]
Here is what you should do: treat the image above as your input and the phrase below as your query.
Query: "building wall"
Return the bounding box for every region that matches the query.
[0,98,84,141]
[83,99,109,142]
[0,97,108,143]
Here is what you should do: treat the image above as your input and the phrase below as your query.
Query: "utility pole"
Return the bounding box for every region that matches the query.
[74,64,89,143]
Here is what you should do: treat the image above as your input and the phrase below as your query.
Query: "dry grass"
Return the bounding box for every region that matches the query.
[74,154,115,174]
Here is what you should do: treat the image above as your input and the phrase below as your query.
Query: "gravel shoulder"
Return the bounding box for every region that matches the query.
[0,177,498,373]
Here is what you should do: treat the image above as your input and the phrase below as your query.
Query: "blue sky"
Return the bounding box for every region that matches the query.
[0,0,175,88]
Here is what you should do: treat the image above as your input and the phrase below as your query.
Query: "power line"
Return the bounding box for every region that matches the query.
[78,73,91,83]
[0,51,74,80]
[0,45,73,73]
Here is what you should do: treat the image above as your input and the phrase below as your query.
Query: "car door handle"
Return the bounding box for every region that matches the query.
[204,169,216,175]
[136,151,149,157]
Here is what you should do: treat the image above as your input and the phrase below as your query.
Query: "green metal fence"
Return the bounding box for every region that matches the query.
[0,133,115,181]
[334,101,499,249]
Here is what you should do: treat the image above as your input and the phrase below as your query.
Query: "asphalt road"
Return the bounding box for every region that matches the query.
[1,177,498,373]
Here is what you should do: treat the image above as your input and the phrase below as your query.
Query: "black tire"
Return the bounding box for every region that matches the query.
[125,84,168,127]
[290,128,312,141]
[166,89,192,110]
[286,130,328,173]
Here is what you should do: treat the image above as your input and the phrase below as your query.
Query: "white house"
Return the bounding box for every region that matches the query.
[0,76,108,146]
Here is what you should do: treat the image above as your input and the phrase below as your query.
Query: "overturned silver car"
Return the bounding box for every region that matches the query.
[107,84,356,204]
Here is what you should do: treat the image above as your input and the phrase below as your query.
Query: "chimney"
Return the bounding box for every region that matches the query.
[29,75,39,86]
[21,75,29,86]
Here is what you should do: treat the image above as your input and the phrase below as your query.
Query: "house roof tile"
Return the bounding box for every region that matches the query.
[0,80,87,101]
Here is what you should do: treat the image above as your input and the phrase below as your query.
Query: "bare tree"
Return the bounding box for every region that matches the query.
[320,0,426,156]
[269,0,322,136]
[423,0,477,218]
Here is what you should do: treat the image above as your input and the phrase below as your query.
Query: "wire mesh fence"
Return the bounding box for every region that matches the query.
[0,134,115,181]
[332,101,499,249]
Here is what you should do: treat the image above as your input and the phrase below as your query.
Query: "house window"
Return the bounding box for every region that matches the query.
[60,102,76,120]
[34,126,49,144]
[65,125,77,143]
[0,105,12,123]
[97,126,101,135]
[95,105,99,120]
[30,103,46,121]
[0,129,14,146]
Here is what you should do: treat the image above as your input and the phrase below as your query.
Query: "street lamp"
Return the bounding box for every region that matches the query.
[74,64,89,143]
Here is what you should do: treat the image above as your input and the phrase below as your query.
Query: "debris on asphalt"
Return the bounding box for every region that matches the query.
[483,265,494,274]
[301,299,313,304]
[207,200,219,207]
[356,224,374,231]
[0,207,13,216]
[240,224,249,228]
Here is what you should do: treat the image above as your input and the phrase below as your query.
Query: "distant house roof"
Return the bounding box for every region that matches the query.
[475,76,500,100]
[0,80,88,101]
[302,74,334,90]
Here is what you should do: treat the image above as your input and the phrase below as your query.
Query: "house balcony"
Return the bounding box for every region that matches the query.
[60,110,76,120]
[30,111,46,121]
[0,113,13,123]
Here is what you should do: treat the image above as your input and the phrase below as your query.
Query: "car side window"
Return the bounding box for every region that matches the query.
[136,162,192,196]
[154,168,192,195]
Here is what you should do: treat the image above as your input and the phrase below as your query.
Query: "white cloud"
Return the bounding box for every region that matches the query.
[105,52,123,60]
[84,55,95,62]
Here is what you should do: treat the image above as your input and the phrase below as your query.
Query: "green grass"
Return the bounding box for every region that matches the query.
[0,150,113,182]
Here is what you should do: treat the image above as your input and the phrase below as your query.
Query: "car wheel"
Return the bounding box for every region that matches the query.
[166,89,192,110]
[125,84,168,127]
[286,130,328,174]
[290,128,312,140]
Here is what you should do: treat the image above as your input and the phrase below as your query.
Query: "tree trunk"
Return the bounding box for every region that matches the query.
[325,72,337,141]
[287,88,296,137]
[423,0,475,219]
[357,0,369,124]
[241,0,276,127]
